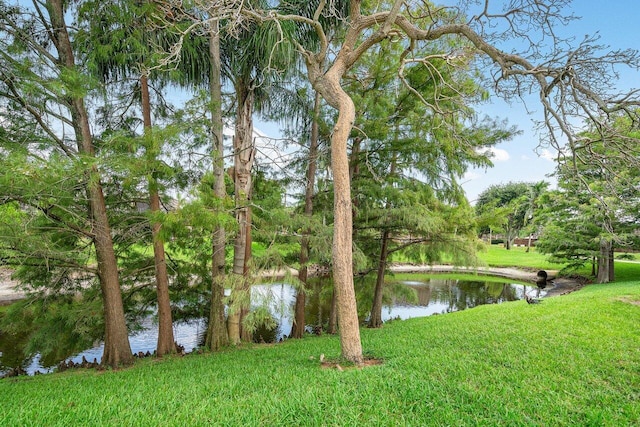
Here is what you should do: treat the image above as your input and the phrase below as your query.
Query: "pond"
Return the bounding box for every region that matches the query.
[1,276,542,375]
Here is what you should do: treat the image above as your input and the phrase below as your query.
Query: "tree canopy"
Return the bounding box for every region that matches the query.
[1,0,640,368]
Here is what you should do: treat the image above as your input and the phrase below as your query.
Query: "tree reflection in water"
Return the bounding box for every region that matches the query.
[2,277,533,375]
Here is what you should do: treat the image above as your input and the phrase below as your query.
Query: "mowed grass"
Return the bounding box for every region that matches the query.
[2,278,640,425]
[1,245,638,425]
[477,244,564,271]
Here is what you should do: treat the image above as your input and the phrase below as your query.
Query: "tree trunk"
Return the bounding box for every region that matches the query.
[149,187,175,356]
[310,62,363,363]
[228,79,255,345]
[609,245,615,282]
[291,92,321,339]
[140,73,175,357]
[597,239,613,283]
[47,0,132,367]
[368,149,396,328]
[328,287,338,335]
[368,229,390,328]
[291,267,307,338]
[205,20,229,351]
[328,91,363,364]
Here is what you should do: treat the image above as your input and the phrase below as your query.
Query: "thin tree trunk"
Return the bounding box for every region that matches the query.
[315,278,323,334]
[228,79,255,345]
[368,151,397,328]
[205,20,229,351]
[47,0,133,367]
[609,245,615,282]
[328,287,338,335]
[291,92,321,339]
[140,73,175,356]
[369,229,390,328]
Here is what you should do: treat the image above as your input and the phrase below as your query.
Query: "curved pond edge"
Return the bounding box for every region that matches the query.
[387,264,584,297]
[0,264,584,305]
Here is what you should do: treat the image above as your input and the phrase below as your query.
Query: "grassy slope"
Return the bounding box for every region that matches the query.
[1,247,639,426]
[478,245,563,270]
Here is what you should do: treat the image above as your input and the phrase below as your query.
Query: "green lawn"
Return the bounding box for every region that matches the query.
[2,245,639,425]
[2,280,640,425]
[477,244,564,270]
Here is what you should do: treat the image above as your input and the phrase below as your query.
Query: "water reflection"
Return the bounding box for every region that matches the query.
[387,277,534,320]
[2,277,537,375]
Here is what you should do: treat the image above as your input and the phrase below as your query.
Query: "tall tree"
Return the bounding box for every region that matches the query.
[537,115,640,282]
[204,17,230,350]
[26,0,133,366]
[173,0,640,364]
[475,182,533,250]
[77,0,183,356]
[339,38,513,328]
[292,91,322,338]
[219,8,295,344]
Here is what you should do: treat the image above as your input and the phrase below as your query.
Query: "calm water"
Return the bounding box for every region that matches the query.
[1,277,541,375]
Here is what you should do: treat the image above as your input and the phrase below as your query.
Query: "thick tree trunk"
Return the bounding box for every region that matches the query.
[291,92,321,339]
[205,21,229,351]
[228,80,255,345]
[597,239,613,283]
[140,73,175,357]
[329,94,364,364]
[93,185,133,367]
[310,63,363,363]
[47,0,132,367]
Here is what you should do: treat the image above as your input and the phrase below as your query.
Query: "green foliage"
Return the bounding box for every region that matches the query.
[343,36,516,280]
[475,181,548,248]
[0,293,103,368]
[536,116,640,275]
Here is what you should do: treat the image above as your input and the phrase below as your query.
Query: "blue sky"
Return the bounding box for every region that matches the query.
[460,0,640,202]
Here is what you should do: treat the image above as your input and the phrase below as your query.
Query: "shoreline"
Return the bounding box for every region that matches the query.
[0,264,585,304]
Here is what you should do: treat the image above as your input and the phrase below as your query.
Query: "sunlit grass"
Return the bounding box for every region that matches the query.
[477,244,564,270]
[2,280,640,426]
[3,245,639,425]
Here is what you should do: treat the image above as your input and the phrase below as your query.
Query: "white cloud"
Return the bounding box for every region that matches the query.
[539,148,556,162]
[480,147,510,162]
